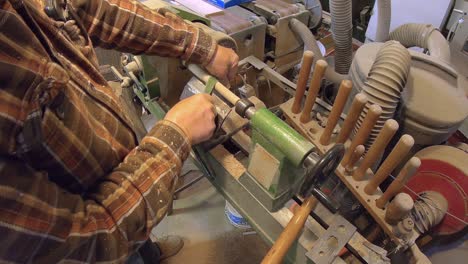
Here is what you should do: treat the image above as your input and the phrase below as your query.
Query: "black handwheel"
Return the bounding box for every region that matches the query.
[300,144,345,198]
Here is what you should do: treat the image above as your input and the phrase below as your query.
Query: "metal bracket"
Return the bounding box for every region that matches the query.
[347,234,390,264]
[306,215,356,264]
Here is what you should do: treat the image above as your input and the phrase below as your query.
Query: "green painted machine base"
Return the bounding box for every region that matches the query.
[238,171,301,212]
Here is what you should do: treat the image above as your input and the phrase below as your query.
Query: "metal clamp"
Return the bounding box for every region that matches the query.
[234,98,255,118]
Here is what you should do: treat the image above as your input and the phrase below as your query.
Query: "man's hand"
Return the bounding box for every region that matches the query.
[205,45,239,85]
[164,94,216,145]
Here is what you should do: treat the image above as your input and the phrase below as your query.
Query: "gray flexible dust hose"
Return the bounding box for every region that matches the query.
[289,18,347,85]
[329,0,353,74]
[389,23,451,63]
[375,0,391,42]
[354,41,411,148]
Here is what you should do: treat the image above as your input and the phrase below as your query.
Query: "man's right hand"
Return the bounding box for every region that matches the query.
[205,45,239,85]
[164,94,216,145]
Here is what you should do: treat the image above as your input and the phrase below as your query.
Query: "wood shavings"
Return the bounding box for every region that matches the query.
[210,145,246,180]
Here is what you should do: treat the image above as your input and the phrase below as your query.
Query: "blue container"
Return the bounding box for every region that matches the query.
[225,201,251,229]
[206,0,252,9]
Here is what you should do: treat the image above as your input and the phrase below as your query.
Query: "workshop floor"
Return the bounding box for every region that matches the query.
[151,171,269,264]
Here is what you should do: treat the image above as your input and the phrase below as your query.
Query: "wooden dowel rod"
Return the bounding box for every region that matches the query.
[353,119,399,181]
[300,60,328,123]
[345,145,365,175]
[261,196,319,264]
[341,104,382,166]
[292,51,315,114]
[336,93,368,144]
[320,80,353,145]
[376,157,421,209]
[385,193,414,225]
[364,135,414,195]
[410,244,432,264]
[188,64,240,105]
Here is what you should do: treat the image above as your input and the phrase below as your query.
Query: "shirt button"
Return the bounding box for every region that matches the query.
[55,106,65,120]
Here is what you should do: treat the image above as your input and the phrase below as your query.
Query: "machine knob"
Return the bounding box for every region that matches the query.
[300,144,345,211]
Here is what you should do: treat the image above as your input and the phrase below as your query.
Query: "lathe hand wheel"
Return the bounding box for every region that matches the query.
[300,144,345,198]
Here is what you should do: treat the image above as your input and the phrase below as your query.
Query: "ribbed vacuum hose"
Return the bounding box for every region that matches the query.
[353,41,411,148]
[289,18,347,85]
[389,23,451,63]
[330,0,353,74]
[410,191,448,234]
[375,0,391,42]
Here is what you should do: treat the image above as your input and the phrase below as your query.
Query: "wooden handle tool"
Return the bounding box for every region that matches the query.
[353,119,399,181]
[385,193,414,225]
[410,244,432,264]
[345,145,365,175]
[320,80,353,145]
[261,196,319,264]
[336,93,368,144]
[376,157,421,209]
[341,104,382,166]
[364,135,414,195]
[300,60,328,123]
[292,51,315,114]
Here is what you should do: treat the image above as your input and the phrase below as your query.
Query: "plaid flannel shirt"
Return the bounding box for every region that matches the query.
[0,0,217,262]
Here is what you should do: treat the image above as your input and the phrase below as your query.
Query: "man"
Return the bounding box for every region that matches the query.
[0,0,238,263]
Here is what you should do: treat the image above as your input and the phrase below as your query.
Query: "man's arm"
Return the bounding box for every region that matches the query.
[0,95,215,263]
[0,121,188,263]
[70,0,217,65]
[70,0,239,82]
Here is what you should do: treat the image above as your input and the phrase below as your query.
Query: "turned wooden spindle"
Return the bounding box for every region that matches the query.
[385,193,414,225]
[336,93,368,144]
[292,51,315,114]
[341,104,382,166]
[353,119,399,181]
[319,80,353,145]
[364,135,415,195]
[410,244,432,264]
[300,60,328,123]
[376,157,421,209]
[345,145,365,174]
[261,196,319,264]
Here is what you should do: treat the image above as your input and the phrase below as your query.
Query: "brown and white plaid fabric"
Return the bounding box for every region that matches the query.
[0,0,217,262]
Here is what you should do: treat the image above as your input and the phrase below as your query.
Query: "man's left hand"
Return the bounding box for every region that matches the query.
[205,45,239,85]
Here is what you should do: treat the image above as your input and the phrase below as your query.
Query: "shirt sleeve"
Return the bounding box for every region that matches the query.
[70,0,218,65]
[0,120,191,263]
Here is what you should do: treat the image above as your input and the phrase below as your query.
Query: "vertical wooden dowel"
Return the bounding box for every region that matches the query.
[341,104,382,166]
[364,135,414,195]
[353,119,399,181]
[320,80,353,145]
[300,60,328,123]
[376,157,421,209]
[292,51,315,114]
[336,93,368,144]
[385,193,414,225]
[345,145,365,175]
